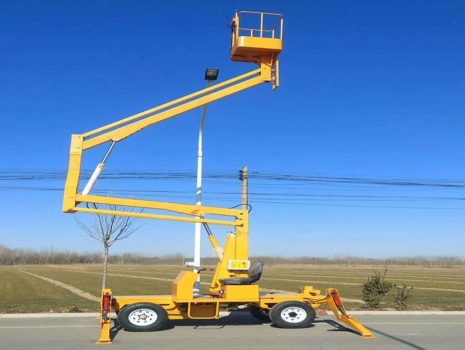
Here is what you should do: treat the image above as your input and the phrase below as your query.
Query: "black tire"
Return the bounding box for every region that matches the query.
[117,303,169,332]
[250,304,271,322]
[269,301,316,329]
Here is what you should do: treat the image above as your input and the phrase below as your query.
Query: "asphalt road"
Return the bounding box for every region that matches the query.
[1,312,464,350]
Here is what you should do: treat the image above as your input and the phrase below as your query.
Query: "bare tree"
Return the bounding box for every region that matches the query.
[75,204,141,289]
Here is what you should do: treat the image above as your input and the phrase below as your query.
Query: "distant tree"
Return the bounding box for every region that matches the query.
[75,203,141,289]
[0,245,14,265]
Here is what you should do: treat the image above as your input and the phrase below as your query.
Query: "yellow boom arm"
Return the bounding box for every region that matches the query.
[63,64,272,223]
[63,11,283,226]
[63,11,283,286]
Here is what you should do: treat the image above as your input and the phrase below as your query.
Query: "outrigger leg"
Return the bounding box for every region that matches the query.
[96,289,113,344]
[326,289,375,338]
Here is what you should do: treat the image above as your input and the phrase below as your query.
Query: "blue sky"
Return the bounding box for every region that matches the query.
[0,0,464,258]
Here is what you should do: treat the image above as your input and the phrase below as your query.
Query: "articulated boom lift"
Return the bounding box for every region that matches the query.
[63,11,374,344]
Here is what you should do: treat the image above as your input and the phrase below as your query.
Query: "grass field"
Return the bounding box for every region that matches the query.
[0,264,464,313]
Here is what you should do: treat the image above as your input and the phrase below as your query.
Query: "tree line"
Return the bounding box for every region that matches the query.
[0,245,463,267]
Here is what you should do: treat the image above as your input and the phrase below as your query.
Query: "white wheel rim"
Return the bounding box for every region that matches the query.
[280,306,307,323]
[128,308,158,326]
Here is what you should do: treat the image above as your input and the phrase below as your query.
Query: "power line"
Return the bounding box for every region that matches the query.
[1,186,464,211]
[1,169,464,189]
[1,185,463,201]
[1,169,463,210]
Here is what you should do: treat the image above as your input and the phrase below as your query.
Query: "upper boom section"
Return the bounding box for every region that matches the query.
[63,11,283,225]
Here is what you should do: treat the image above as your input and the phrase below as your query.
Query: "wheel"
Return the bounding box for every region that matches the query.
[117,303,169,332]
[269,301,316,329]
[250,304,271,322]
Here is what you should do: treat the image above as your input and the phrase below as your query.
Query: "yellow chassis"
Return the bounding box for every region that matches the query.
[96,270,374,344]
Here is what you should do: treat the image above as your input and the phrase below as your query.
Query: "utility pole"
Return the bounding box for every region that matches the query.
[240,166,248,210]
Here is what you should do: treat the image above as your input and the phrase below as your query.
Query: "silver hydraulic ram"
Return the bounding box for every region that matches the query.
[81,141,116,195]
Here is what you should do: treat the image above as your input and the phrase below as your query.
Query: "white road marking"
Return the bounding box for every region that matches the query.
[364,322,465,325]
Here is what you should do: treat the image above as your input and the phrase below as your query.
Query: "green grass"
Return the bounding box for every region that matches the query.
[1,264,463,313]
[0,268,97,313]
[262,265,465,310]
[15,266,175,296]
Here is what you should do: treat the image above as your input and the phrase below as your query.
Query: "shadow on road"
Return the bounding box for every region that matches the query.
[367,326,426,350]
[110,320,123,341]
[313,319,360,336]
[167,311,265,328]
[314,318,426,350]
[110,311,265,340]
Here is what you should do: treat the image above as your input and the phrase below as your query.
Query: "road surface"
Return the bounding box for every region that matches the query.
[1,312,464,350]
